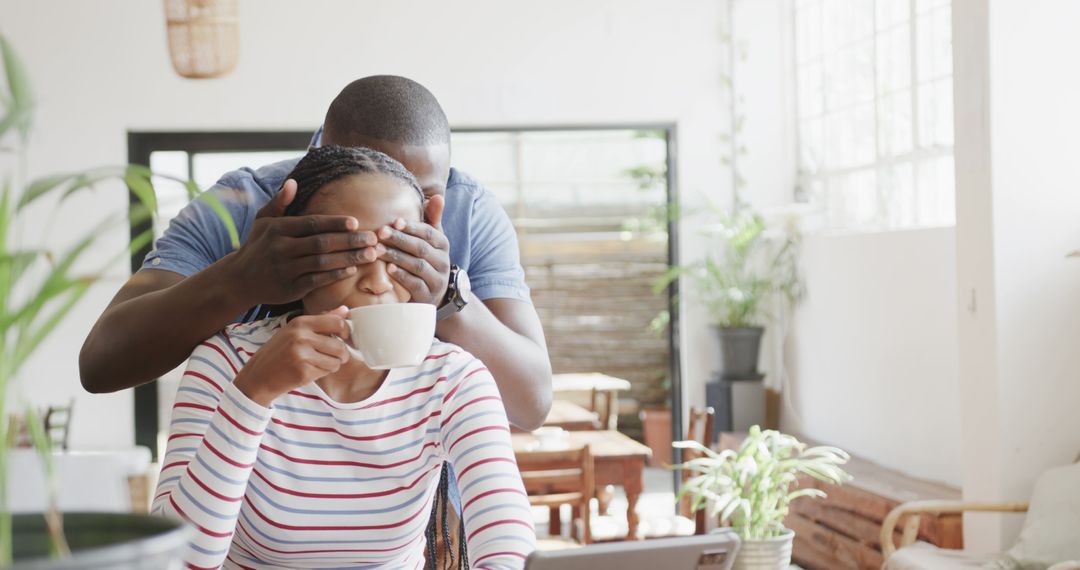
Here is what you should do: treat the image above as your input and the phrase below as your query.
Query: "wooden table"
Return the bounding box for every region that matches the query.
[512,400,601,433]
[512,430,651,540]
[551,373,633,430]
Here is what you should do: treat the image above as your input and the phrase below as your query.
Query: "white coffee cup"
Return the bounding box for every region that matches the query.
[346,303,436,369]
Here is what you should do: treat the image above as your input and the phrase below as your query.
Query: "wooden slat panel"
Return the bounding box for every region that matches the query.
[788,513,883,570]
[521,233,672,422]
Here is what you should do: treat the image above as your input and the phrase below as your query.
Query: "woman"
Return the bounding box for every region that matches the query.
[153,145,535,569]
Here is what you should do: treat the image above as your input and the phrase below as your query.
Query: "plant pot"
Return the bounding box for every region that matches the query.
[714,326,764,380]
[732,529,794,570]
[12,512,190,569]
[639,407,672,467]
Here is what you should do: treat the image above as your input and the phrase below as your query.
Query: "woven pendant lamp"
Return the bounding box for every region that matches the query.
[164,0,239,79]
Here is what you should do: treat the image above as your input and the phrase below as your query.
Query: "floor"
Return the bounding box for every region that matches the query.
[532,466,681,541]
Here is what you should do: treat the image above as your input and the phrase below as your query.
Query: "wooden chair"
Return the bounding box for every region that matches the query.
[44,399,75,450]
[518,444,594,544]
[6,399,74,451]
[590,388,618,430]
[680,406,715,534]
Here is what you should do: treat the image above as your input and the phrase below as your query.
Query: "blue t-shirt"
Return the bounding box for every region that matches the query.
[143,158,532,316]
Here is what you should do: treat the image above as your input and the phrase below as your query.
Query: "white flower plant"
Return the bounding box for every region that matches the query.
[673,425,852,540]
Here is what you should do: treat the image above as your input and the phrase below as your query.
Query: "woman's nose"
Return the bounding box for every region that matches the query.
[357,260,394,295]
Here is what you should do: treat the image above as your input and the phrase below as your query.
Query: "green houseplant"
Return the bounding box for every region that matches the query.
[657,204,804,380]
[674,425,851,570]
[0,33,236,567]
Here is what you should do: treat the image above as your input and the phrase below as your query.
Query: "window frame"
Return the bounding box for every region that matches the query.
[792,0,955,231]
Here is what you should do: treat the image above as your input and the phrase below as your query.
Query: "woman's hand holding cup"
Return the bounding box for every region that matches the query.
[233,306,351,407]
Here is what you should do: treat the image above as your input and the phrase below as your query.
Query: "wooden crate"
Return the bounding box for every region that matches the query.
[717,432,962,570]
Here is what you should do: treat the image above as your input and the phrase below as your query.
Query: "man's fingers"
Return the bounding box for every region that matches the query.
[295,248,382,274]
[274,214,360,237]
[425,194,445,231]
[386,263,431,300]
[257,179,297,219]
[293,266,358,295]
[286,231,379,257]
[381,247,437,283]
[378,222,450,258]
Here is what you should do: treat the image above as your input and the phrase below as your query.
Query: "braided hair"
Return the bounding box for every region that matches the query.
[283,144,425,218]
[258,145,425,319]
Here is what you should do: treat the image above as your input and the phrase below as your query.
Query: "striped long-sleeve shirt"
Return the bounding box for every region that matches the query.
[152,316,536,569]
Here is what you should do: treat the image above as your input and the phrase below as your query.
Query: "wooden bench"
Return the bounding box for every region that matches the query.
[717,432,962,570]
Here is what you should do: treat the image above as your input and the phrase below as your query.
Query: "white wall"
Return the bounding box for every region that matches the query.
[785,229,963,486]
[679,0,796,423]
[0,0,729,449]
[953,0,1080,549]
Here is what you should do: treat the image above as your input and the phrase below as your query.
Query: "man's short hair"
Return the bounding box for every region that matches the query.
[323,75,450,147]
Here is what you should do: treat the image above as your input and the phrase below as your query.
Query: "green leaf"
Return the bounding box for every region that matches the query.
[12,277,92,373]
[124,167,158,216]
[0,33,34,141]
[18,168,116,210]
[2,231,95,336]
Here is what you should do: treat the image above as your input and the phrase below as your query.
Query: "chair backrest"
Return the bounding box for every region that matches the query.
[44,399,75,450]
[590,388,617,430]
[6,399,75,451]
[517,444,594,544]
[681,406,715,533]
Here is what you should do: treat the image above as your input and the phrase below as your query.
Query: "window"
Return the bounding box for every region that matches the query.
[452,128,676,440]
[795,0,954,230]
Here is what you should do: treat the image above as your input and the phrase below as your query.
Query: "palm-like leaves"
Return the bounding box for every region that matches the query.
[673,425,852,539]
[656,203,804,328]
[0,32,238,564]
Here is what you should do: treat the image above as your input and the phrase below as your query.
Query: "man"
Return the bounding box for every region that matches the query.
[80,75,552,430]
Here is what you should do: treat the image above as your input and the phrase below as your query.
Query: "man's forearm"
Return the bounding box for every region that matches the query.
[436,299,552,430]
[79,257,251,393]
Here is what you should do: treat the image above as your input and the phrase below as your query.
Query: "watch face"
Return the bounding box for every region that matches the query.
[457,269,471,298]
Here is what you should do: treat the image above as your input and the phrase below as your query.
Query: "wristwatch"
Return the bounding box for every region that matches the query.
[436,265,471,321]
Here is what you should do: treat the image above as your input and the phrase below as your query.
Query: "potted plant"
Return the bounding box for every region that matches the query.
[674,425,851,570]
[657,204,804,380]
[0,33,235,567]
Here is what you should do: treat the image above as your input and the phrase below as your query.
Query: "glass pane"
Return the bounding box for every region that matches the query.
[916,6,952,82]
[880,162,915,228]
[799,117,825,175]
[798,60,824,118]
[823,0,874,53]
[824,104,874,170]
[824,42,875,111]
[191,151,302,193]
[878,89,913,157]
[827,169,879,229]
[876,0,910,30]
[876,24,912,95]
[148,151,191,239]
[916,0,950,15]
[796,1,824,63]
[451,132,521,207]
[918,78,954,148]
